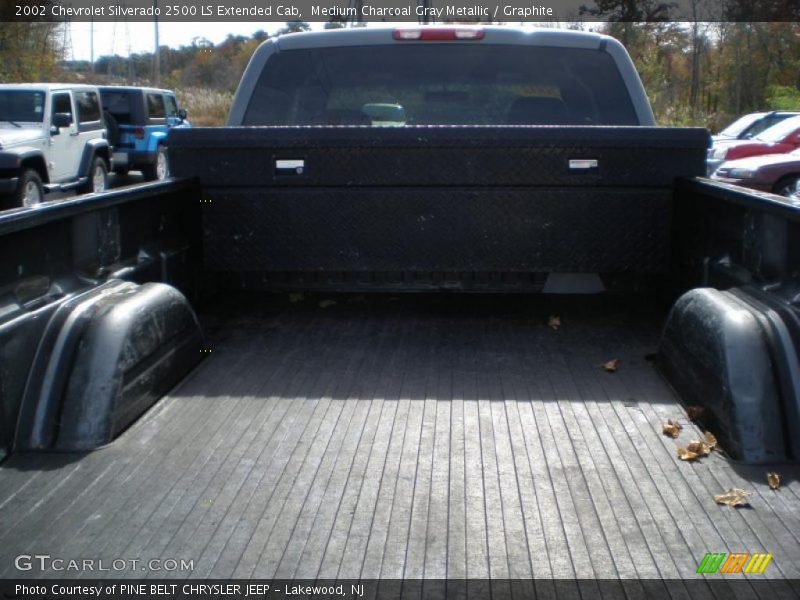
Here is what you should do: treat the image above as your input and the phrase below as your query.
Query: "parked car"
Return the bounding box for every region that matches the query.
[98,86,190,181]
[0,84,110,208]
[711,147,800,196]
[707,114,800,174]
[712,110,800,143]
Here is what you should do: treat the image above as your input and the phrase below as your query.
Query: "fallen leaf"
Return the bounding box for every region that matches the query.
[662,420,682,438]
[602,359,620,373]
[767,472,781,490]
[687,440,712,456]
[677,447,700,461]
[319,299,337,308]
[703,431,718,450]
[288,292,304,303]
[714,488,751,508]
[686,405,705,422]
[548,315,561,330]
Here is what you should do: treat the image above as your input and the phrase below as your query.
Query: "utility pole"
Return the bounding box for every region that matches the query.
[90,17,94,73]
[61,16,73,69]
[419,0,430,24]
[153,0,161,86]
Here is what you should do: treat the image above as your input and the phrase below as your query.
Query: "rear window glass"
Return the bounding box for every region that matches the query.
[75,91,101,123]
[244,44,639,126]
[102,91,134,124]
[719,113,763,138]
[146,93,166,119]
[748,115,793,138]
[756,115,800,143]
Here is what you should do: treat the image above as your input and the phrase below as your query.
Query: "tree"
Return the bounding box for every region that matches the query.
[324,17,347,29]
[580,0,678,20]
[0,21,65,82]
[278,20,311,35]
[721,0,800,22]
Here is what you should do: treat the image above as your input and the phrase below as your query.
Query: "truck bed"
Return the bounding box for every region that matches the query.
[2,294,800,590]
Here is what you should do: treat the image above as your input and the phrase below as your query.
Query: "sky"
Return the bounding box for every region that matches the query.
[68,22,293,61]
[68,21,581,61]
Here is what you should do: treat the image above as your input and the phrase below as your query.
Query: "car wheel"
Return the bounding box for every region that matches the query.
[14,169,45,208]
[142,146,169,181]
[78,157,108,195]
[773,176,800,198]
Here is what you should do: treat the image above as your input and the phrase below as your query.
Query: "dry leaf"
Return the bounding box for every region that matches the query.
[602,359,620,373]
[687,440,712,456]
[319,299,337,308]
[548,315,561,330]
[703,431,718,450]
[767,472,781,490]
[686,405,705,422]
[288,292,304,303]
[662,420,682,438]
[677,447,700,461]
[714,488,751,507]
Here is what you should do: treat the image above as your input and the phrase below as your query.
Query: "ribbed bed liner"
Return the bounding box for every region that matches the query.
[1,294,799,596]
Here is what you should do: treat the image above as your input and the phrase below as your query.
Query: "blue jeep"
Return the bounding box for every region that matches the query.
[99,86,190,181]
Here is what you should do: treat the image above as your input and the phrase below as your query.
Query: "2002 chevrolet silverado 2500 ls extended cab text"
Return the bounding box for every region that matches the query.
[1,27,799,593]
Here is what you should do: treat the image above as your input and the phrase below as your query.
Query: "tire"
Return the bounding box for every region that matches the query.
[142,146,169,182]
[78,157,108,195]
[103,111,120,147]
[13,169,45,208]
[773,176,800,198]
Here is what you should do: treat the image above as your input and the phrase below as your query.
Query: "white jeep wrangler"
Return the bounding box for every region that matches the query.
[0,84,111,208]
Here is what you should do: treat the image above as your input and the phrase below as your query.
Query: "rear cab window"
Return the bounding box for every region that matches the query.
[243,44,639,126]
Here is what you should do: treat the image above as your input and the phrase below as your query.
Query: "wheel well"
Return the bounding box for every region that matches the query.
[772,174,800,193]
[94,146,111,170]
[20,156,49,184]
[80,145,111,178]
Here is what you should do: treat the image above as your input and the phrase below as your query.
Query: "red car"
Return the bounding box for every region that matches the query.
[708,115,800,173]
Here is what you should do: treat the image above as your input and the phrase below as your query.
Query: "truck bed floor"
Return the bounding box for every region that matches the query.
[1,295,799,594]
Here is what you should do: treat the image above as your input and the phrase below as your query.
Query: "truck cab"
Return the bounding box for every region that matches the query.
[99,86,190,181]
[0,84,110,208]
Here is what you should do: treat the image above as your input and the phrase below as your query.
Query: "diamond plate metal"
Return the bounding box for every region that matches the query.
[203,187,671,273]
